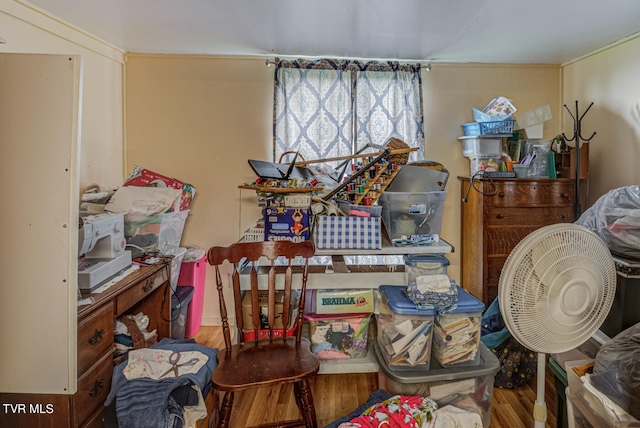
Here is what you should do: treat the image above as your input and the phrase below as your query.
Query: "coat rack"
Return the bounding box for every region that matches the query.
[562,101,596,221]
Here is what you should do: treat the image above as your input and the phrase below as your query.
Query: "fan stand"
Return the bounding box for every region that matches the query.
[533,353,548,428]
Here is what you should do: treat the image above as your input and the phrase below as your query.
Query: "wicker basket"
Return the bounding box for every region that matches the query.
[113,315,157,366]
[385,138,411,165]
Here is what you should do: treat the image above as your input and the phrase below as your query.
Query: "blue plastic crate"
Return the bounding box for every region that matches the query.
[461,120,515,136]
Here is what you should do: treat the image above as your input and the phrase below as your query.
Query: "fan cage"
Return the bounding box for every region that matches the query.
[499,223,616,354]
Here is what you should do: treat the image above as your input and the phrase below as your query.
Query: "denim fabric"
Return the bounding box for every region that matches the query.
[104,338,218,428]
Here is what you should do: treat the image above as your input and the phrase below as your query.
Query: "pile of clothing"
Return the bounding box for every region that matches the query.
[104,338,218,428]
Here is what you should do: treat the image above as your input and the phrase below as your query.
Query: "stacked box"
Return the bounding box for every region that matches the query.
[263,207,309,242]
[376,285,435,371]
[314,215,381,249]
[305,289,375,314]
[375,342,499,428]
[305,312,371,359]
[432,285,485,367]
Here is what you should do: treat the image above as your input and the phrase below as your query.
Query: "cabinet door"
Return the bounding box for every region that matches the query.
[0,54,82,393]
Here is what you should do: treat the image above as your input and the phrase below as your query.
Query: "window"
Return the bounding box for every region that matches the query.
[273,58,424,166]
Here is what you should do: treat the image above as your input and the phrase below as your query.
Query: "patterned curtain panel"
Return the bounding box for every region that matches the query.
[273,58,424,165]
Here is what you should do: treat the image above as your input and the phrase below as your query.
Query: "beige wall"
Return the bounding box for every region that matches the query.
[562,34,640,204]
[1,0,125,191]
[125,55,561,324]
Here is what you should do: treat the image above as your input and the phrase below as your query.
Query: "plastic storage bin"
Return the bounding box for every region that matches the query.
[461,120,515,136]
[336,200,383,217]
[565,359,640,427]
[376,285,435,371]
[458,136,503,158]
[432,285,485,367]
[305,312,371,360]
[169,247,187,292]
[403,254,449,286]
[125,209,189,255]
[600,255,640,338]
[378,191,446,239]
[375,341,499,428]
[171,286,194,340]
[176,253,207,338]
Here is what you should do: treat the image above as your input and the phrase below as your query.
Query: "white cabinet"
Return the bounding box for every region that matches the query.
[0,54,82,393]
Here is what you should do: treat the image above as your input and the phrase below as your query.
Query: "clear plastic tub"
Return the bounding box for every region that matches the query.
[125,209,189,255]
[375,341,499,428]
[168,247,187,292]
[403,254,449,285]
[305,312,371,360]
[432,285,485,367]
[378,191,446,239]
[376,285,435,371]
[458,136,503,158]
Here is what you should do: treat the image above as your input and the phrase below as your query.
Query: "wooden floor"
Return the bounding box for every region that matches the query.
[194,326,558,427]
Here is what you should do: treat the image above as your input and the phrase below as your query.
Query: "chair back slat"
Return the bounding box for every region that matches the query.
[214,265,232,350]
[231,266,244,339]
[208,240,315,346]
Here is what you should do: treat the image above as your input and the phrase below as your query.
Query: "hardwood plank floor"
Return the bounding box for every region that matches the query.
[194,326,558,427]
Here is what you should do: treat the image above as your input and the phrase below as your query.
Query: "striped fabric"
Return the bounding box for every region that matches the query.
[315,216,381,249]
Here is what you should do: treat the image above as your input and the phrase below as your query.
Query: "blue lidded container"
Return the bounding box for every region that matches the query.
[376,285,436,371]
[432,285,485,367]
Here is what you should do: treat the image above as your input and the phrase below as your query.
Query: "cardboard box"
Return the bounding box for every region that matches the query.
[124,165,196,212]
[241,290,286,330]
[263,207,309,242]
[314,215,381,249]
[310,289,375,314]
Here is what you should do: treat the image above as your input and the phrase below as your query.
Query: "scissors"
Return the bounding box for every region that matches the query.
[160,351,200,379]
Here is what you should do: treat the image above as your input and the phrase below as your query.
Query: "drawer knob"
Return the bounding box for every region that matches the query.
[88,329,104,346]
[561,192,569,198]
[561,214,566,221]
[142,279,154,293]
[499,192,505,198]
[497,214,505,219]
[89,379,105,398]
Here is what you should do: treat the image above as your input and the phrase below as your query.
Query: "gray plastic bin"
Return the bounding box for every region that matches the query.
[171,286,194,340]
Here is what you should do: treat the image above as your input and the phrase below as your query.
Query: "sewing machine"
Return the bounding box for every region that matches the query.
[78,212,132,292]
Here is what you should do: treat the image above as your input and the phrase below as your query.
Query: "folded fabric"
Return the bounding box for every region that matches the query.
[338,395,438,428]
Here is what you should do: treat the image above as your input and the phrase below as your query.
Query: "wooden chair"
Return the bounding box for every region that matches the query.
[207,240,319,428]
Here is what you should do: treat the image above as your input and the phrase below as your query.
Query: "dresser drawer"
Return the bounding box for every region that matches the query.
[487,206,574,226]
[487,181,574,207]
[486,226,539,255]
[75,350,113,425]
[78,302,114,375]
[80,405,106,428]
[115,268,168,315]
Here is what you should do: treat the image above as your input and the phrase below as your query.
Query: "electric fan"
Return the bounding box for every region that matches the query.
[498,223,617,428]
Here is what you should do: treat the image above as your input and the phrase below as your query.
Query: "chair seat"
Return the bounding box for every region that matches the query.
[212,337,320,391]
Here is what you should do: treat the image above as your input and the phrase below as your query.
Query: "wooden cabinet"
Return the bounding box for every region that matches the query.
[0,263,170,428]
[459,177,575,306]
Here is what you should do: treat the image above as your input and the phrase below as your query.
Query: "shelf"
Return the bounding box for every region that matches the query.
[314,237,453,256]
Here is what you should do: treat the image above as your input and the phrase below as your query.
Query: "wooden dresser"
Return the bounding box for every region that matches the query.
[459,177,575,306]
[0,262,171,428]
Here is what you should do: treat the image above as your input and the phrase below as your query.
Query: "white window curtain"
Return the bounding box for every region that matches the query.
[273,58,424,165]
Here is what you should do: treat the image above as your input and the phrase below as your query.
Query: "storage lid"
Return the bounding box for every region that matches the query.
[375,340,499,382]
[379,285,435,315]
[380,284,484,314]
[450,285,485,313]
[403,254,450,268]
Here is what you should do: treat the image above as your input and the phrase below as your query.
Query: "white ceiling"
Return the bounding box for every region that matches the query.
[24,0,640,64]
